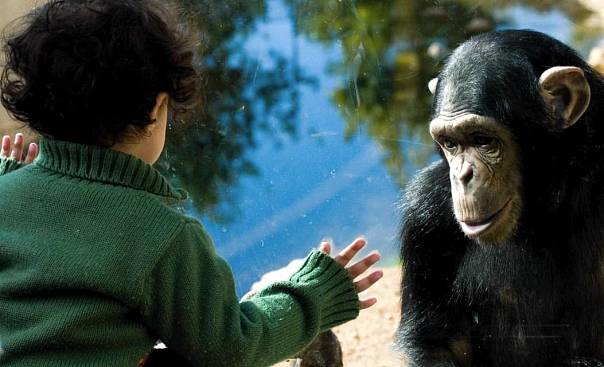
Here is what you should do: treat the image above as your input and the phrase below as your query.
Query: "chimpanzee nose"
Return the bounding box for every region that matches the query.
[457,161,474,185]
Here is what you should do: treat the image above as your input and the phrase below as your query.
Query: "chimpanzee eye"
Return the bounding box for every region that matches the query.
[473,135,495,147]
[442,140,458,150]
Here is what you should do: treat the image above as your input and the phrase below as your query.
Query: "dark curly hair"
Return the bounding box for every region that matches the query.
[1,0,200,146]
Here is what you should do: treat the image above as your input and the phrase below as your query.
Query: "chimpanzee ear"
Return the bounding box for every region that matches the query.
[428,78,438,95]
[539,66,591,129]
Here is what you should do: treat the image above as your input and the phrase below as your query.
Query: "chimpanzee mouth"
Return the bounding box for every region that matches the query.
[459,199,512,236]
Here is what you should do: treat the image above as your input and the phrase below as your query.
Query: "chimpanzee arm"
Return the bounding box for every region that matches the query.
[397,160,470,367]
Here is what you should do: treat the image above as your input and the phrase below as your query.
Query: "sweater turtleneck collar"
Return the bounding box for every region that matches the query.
[34,138,187,201]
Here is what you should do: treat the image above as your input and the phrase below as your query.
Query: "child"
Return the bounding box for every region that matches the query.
[0,1,382,366]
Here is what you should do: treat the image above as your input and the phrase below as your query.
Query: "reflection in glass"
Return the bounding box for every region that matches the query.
[151,0,602,292]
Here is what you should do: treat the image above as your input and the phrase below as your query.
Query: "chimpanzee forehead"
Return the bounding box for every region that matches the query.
[433,42,538,125]
[429,113,505,138]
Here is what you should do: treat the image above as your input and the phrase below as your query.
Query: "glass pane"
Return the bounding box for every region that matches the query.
[2,1,602,294]
[153,0,604,295]
[1,4,603,365]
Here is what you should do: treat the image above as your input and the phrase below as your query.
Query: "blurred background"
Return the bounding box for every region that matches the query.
[2,0,604,297]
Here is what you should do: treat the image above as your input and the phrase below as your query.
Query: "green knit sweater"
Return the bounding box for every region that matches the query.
[0,139,359,367]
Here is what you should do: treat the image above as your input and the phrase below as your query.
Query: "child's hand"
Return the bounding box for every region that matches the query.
[319,238,383,310]
[1,133,38,164]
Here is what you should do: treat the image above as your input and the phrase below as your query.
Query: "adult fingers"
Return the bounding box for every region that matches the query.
[360,297,378,310]
[10,133,24,160]
[1,135,10,158]
[354,269,383,293]
[334,238,366,267]
[346,251,381,280]
[24,143,39,164]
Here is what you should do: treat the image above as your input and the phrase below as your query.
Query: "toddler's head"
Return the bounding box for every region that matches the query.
[1,0,199,149]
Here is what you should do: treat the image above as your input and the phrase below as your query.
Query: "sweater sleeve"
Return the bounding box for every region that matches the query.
[0,157,24,175]
[139,220,359,367]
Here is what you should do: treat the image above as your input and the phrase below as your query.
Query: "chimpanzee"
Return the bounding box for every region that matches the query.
[397,30,604,367]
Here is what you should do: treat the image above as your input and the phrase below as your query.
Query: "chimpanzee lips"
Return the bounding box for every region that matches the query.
[459,199,512,236]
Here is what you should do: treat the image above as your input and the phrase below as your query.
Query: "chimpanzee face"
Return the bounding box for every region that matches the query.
[430,113,523,245]
[428,65,591,246]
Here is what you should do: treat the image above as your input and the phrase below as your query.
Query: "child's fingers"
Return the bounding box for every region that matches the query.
[334,238,366,267]
[10,133,24,160]
[360,297,377,310]
[1,135,11,158]
[354,269,383,293]
[24,143,38,164]
[319,241,331,255]
[346,251,380,279]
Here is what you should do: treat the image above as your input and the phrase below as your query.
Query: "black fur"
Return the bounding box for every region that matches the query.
[397,30,604,367]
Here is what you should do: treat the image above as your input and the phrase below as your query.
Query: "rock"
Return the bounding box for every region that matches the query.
[295,331,343,367]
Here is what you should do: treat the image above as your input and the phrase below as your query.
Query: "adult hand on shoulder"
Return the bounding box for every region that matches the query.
[1,133,38,164]
[320,238,383,309]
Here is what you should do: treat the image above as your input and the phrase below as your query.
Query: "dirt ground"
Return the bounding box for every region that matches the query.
[273,266,404,367]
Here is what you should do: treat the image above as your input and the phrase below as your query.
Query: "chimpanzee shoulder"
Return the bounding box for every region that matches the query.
[401,160,450,234]
[400,159,466,259]
[399,158,468,308]
[397,159,471,366]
